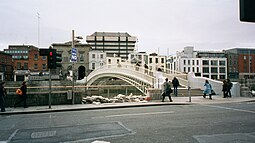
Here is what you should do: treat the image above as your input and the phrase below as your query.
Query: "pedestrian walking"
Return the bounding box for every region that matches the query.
[0,82,6,112]
[162,78,173,102]
[14,81,28,108]
[172,77,180,96]
[203,80,212,100]
[226,79,232,98]
[222,80,228,98]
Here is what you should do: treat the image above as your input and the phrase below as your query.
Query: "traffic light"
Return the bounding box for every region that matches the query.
[240,0,255,22]
[47,49,55,69]
[55,52,62,68]
[39,48,62,69]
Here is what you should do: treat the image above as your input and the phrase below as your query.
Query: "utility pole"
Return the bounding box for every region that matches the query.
[72,30,75,105]
[37,12,40,47]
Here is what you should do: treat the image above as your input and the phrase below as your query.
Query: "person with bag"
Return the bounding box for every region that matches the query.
[172,77,180,96]
[226,79,232,98]
[203,80,212,100]
[222,80,228,98]
[162,78,173,102]
[14,81,28,108]
[0,82,7,112]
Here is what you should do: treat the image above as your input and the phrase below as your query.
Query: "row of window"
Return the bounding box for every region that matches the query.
[183,60,226,66]
[149,58,165,64]
[183,67,226,73]
[12,56,28,59]
[16,62,46,70]
[5,50,28,54]
[92,54,104,59]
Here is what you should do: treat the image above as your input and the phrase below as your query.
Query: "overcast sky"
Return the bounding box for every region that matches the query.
[1,0,255,55]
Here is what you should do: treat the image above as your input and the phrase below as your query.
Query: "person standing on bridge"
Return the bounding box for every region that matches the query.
[162,78,173,102]
[203,80,212,100]
[172,77,180,96]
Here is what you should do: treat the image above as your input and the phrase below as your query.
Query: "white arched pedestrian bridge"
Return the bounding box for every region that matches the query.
[78,63,240,97]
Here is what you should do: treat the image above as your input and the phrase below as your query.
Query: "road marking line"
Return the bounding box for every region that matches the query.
[92,111,174,119]
[204,105,255,114]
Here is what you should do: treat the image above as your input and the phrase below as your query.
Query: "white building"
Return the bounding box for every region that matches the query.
[89,50,107,70]
[148,53,166,72]
[168,46,227,80]
[128,52,166,71]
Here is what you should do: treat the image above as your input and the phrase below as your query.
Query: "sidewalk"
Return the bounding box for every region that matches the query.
[1,96,254,115]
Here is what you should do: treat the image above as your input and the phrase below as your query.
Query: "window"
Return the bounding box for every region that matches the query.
[184,67,186,72]
[197,67,199,73]
[219,61,225,66]
[34,64,38,70]
[211,60,218,66]
[192,67,195,72]
[99,63,104,66]
[34,54,38,61]
[202,60,209,65]
[117,59,120,63]
[197,60,199,65]
[80,54,84,62]
[42,64,46,70]
[100,54,104,59]
[92,63,95,70]
[24,63,28,70]
[17,62,21,69]
[108,59,111,64]
[211,67,218,73]
[192,60,195,65]
[188,67,190,72]
[155,58,158,63]
[161,58,164,63]
[188,60,190,65]
[149,58,152,63]
[203,67,209,73]
[92,54,96,59]
[219,67,225,73]
[42,56,47,60]
[184,60,186,65]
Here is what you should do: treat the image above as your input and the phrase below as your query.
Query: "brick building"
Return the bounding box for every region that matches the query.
[4,45,47,81]
[0,52,13,81]
[225,48,255,79]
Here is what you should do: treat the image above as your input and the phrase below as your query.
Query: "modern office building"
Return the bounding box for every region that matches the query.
[86,32,137,60]
[225,48,255,79]
[168,46,227,80]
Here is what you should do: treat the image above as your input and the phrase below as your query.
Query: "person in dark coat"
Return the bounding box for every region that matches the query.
[162,78,173,102]
[0,82,6,112]
[222,80,228,98]
[172,77,180,96]
[14,81,28,108]
[226,79,232,98]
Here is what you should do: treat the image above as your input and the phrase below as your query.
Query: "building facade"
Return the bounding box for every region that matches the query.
[89,50,107,70]
[168,46,227,80]
[225,48,255,79]
[51,42,91,80]
[86,32,137,60]
[4,45,47,81]
[0,52,13,81]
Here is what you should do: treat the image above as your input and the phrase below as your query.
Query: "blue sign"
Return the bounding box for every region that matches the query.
[71,48,77,62]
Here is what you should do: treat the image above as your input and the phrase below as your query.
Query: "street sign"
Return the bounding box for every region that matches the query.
[71,48,77,62]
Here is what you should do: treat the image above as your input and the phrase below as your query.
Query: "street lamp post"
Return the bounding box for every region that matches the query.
[71,30,83,105]
[71,30,75,105]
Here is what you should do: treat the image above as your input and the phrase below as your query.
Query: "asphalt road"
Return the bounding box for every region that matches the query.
[0,102,255,143]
